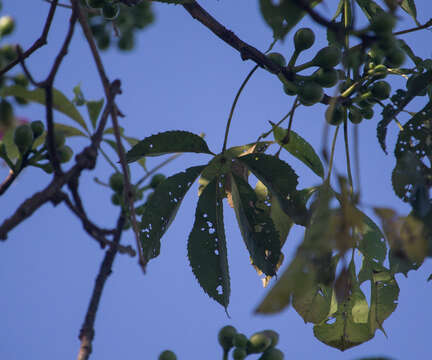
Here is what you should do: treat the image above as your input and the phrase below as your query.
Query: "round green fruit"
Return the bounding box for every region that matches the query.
[407,74,428,96]
[371,81,391,100]
[259,348,284,360]
[102,3,120,20]
[370,12,396,34]
[218,325,237,351]
[312,46,342,69]
[0,15,15,36]
[86,0,106,9]
[384,48,405,68]
[0,99,14,127]
[348,106,363,124]
[1,44,17,62]
[259,330,279,348]
[294,27,315,52]
[283,82,298,96]
[233,333,248,348]
[158,350,177,360]
[97,33,110,51]
[111,193,121,206]
[325,104,345,126]
[118,32,134,51]
[58,145,73,163]
[247,332,272,354]
[14,123,34,154]
[267,52,286,68]
[31,120,45,138]
[298,81,323,105]
[53,131,66,149]
[150,173,166,189]
[109,172,124,193]
[360,106,374,119]
[233,347,247,360]
[313,68,339,88]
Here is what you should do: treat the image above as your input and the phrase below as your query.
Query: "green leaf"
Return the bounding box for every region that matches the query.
[400,0,420,25]
[0,85,88,132]
[123,136,146,171]
[2,127,19,162]
[357,212,387,265]
[87,99,104,129]
[313,262,373,351]
[126,130,213,163]
[230,173,281,276]
[259,0,322,40]
[389,248,421,276]
[397,39,423,67]
[355,0,384,21]
[139,165,205,266]
[236,153,309,226]
[187,176,230,308]
[72,83,86,106]
[273,126,324,178]
[292,282,334,324]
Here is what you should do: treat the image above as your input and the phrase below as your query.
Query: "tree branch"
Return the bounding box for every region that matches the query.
[77,213,126,360]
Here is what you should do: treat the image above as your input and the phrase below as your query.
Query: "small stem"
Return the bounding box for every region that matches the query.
[393,19,432,36]
[288,50,300,67]
[343,117,354,194]
[99,145,121,172]
[222,349,229,360]
[293,60,314,73]
[222,65,259,152]
[136,153,181,187]
[326,125,340,183]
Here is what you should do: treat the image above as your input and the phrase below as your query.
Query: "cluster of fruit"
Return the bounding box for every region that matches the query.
[85,0,154,51]
[218,325,284,360]
[265,12,410,127]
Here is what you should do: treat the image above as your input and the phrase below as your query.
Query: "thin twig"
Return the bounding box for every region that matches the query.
[222,65,259,152]
[0,0,59,77]
[77,213,126,360]
[394,19,432,36]
[343,119,353,194]
[136,153,181,187]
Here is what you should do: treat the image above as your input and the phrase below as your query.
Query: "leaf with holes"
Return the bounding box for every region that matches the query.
[313,261,373,351]
[273,126,324,178]
[0,85,88,132]
[237,153,309,226]
[126,131,213,162]
[140,165,205,267]
[187,176,230,309]
[230,173,281,276]
[356,211,387,265]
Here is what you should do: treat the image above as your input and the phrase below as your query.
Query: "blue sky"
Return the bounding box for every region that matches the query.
[1,0,431,359]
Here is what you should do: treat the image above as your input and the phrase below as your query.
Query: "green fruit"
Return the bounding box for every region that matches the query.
[259,348,284,360]
[325,104,344,126]
[313,68,339,88]
[0,16,15,36]
[312,46,342,69]
[233,333,248,348]
[158,350,177,360]
[371,64,388,78]
[423,59,432,70]
[298,81,323,105]
[31,120,45,138]
[267,52,286,68]
[14,124,34,154]
[109,172,124,193]
[371,81,391,100]
[0,99,14,127]
[368,48,384,65]
[348,106,363,124]
[13,74,29,87]
[218,325,237,351]
[259,330,279,348]
[233,347,247,360]
[102,3,120,20]
[1,44,17,62]
[294,27,315,52]
[58,146,73,163]
[370,12,396,34]
[384,48,405,68]
[123,219,131,230]
[111,193,121,206]
[360,106,374,120]
[97,32,110,51]
[118,32,134,51]
[86,0,106,9]
[282,82,298,96]
[150,173,166,189]
[247,332,272,354]
[343,48,365,69]
[41,162,54,174]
